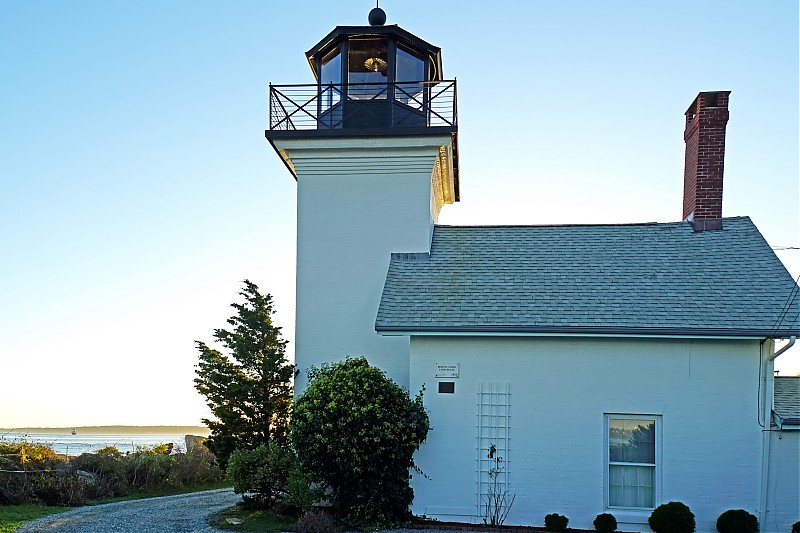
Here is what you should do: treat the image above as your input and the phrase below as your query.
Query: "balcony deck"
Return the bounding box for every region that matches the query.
[266,80,457,138]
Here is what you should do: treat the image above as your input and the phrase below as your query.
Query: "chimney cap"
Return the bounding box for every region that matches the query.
[685,91,732,116]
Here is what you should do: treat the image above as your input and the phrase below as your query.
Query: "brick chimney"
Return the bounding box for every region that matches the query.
[683,91,730,231]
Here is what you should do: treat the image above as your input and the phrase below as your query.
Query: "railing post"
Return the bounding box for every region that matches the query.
[389,82,394,127]
[316,83,322,130]
[268,83,273,130]
[453,78,458,127]
[425,81,431,127]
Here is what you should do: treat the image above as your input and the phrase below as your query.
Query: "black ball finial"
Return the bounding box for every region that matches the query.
[368,7,386,26]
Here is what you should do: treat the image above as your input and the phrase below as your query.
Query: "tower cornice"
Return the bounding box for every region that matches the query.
[272,135,456,210]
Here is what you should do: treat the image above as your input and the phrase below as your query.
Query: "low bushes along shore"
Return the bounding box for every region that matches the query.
[0,439,224,507]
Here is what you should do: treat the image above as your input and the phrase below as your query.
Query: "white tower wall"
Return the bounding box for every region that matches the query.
[274,135,455,392]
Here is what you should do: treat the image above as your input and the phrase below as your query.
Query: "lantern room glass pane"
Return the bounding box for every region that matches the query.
[320,46,341,85]
[319,46,342,121]
[348,38,388,100]
[395,44,425,106]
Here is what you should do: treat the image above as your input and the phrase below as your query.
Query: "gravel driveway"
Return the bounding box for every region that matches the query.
[16,488,240,532]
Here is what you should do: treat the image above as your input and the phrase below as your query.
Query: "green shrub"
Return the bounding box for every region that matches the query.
[545,513,569,532]
[0,440,221,506]
[649,502,696,533]
[0,441,62,505]
[31,473,87,506]
[125,448,173,489]
[131,443,173,456]
[285,466,324,514]
[0,440,58,469]
[0,472,35,504]
[72,447,130,498]
[791,520,800,533]
[94,446,124,459]
[716,509,758,533]
[168,446,224,486]
[226,443,292,508]
[292,357,430,529]
[594,513,617,533]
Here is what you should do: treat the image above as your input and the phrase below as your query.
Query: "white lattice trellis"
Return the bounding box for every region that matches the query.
[476,382,511,517]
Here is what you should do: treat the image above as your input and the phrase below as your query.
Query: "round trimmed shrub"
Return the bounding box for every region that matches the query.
[545,513,570,532]
[594,512,618,533]
[649,501,696,533]
[292,357,429,529]
[716,509,758,533]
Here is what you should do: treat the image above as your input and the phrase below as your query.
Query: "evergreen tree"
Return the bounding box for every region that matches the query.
[194,280,293,468]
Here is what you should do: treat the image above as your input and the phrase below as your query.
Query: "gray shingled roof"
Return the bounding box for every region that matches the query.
[774,376,800,426]
[376,216,800,336]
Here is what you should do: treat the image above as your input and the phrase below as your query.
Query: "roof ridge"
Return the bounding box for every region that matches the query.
[434,216,751,230]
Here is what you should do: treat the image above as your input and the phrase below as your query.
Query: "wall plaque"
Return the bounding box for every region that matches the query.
[435,362,459,378]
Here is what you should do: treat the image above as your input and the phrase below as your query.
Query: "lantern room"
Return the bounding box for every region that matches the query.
[304,8,444,130]
[265,7,459,198]
[266,7,456,133]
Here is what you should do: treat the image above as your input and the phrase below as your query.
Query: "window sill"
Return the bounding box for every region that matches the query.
[606,509,653,525]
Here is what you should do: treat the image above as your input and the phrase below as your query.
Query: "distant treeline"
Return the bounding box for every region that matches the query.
[1,426,210,435]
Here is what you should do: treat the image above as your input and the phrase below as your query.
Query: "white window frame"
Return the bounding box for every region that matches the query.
[604,413,662,511]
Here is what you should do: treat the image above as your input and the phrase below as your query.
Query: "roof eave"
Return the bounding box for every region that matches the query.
[305,24,443,80]
[773,412,800,431]
[375,324,799,338]
[306,25,441,57]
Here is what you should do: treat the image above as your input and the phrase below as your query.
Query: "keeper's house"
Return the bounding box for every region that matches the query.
[265,8,800,532]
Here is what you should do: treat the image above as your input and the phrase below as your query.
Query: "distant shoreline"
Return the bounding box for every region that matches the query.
[1,426,210,436]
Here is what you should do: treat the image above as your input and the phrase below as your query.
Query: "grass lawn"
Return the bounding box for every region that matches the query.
[0,504,71,533]
[209,505,297,532]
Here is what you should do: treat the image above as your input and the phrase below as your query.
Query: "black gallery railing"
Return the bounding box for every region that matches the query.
[269,80,457,131]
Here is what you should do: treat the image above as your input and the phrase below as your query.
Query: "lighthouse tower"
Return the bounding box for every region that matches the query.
[266,7,459,392]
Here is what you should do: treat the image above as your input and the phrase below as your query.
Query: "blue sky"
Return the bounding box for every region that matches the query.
[1,1,797,427]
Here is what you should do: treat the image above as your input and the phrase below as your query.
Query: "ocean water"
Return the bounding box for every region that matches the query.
[0,432,192,456]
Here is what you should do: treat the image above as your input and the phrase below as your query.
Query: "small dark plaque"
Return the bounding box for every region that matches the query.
[438,382,455,394]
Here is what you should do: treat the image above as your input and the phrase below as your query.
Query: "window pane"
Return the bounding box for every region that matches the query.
[609,465,655,508]
[395,45,425,107]
[320,47,341,85]
[396,46,424,82]
[319,46,342,119]
[348,38,388,100]
[609,419,655,464]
